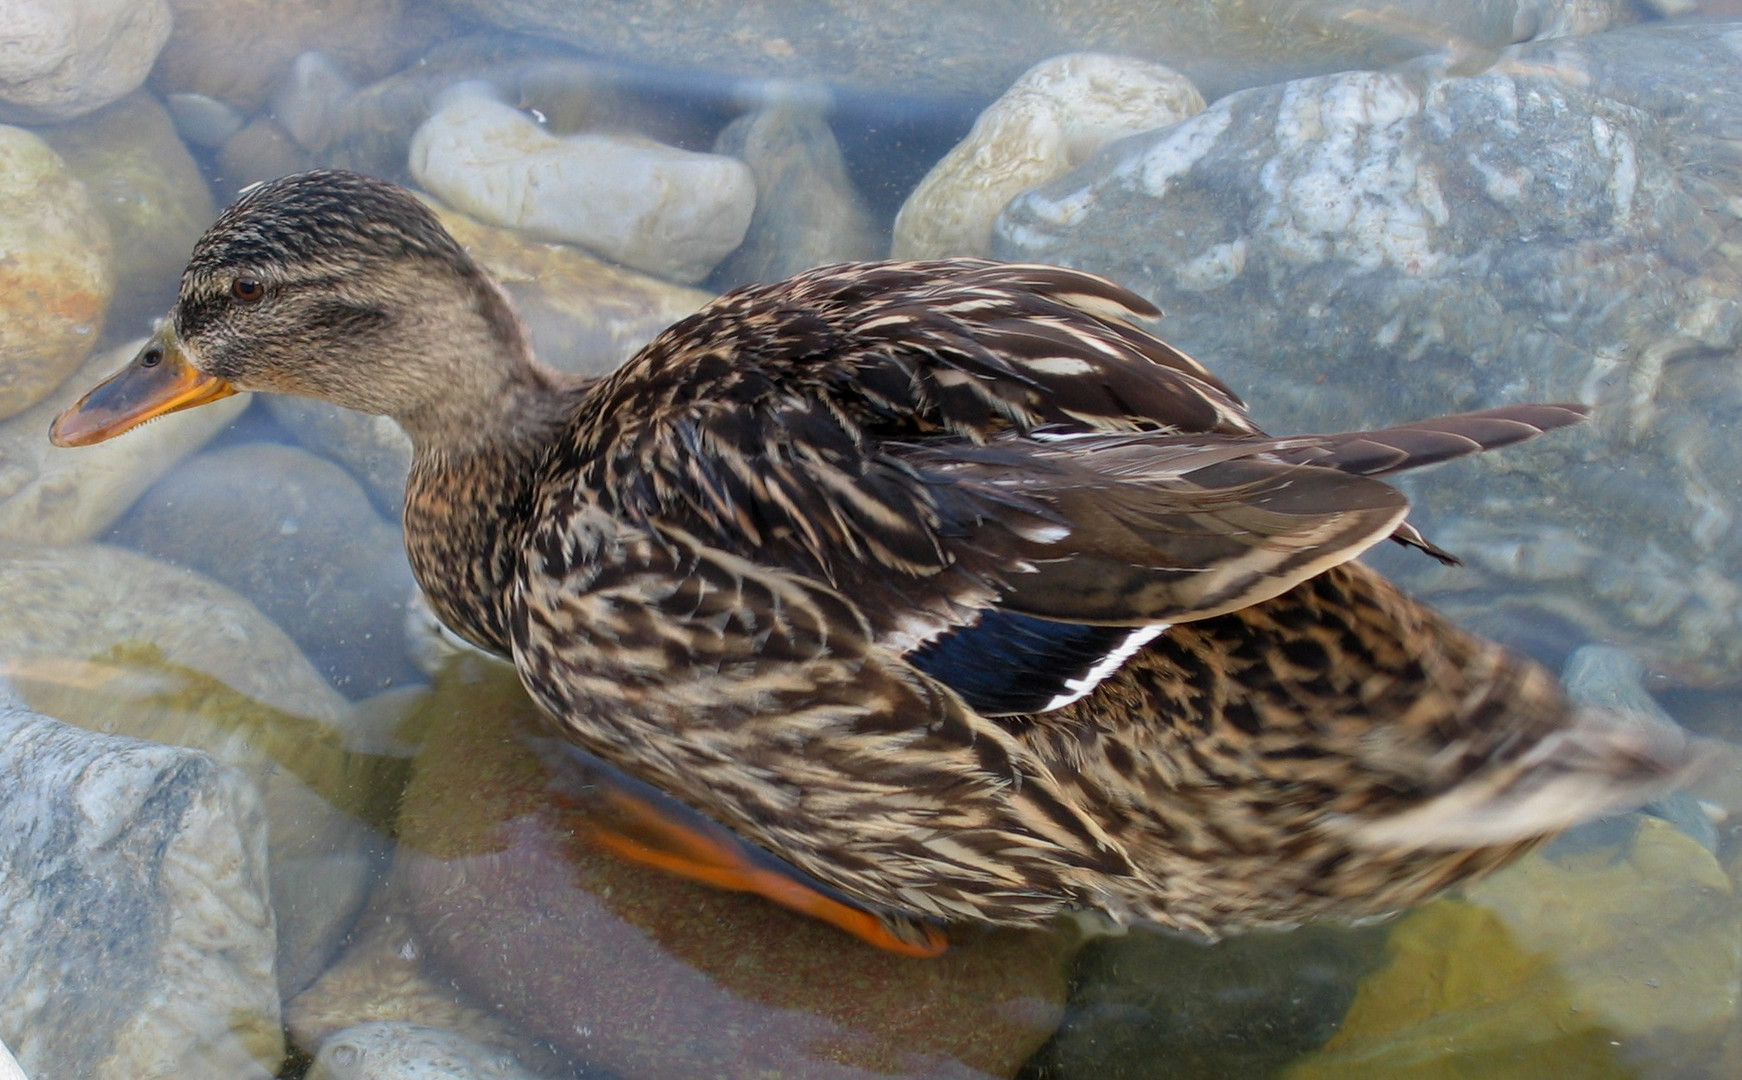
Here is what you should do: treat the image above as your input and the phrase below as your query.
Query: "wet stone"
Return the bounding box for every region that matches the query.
[1031,924,1389,1080]
[0,689,281,1080]
[894,53,1203,260]
[272,52,360,154]
[0,126,113,421]
[287,887,569,1077]
[1291,815,1742,1079]
[710,88,882,289]
[411,83,756,284]
[217,116,314,201]
[394,660,1076,1080]
[37,91,218,335]
[150,0,448,114]
[308,1024,544,1080]
[435,0,1638,104]
[0,542,396,997]
[0,0,172,124]
[0,340,248,547]
[996,21,1742,685]
[165,91,246,149]
[106,441,426,698]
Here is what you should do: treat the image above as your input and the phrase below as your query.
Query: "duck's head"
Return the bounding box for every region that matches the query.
[51,169,531,447]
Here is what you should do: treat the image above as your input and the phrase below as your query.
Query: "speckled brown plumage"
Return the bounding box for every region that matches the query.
[51,170,1700,950]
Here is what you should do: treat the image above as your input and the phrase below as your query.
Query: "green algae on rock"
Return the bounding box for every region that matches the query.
[0,543,406,995]
[1288,816,1741,1080]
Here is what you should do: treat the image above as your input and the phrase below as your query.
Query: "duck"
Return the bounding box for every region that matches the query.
[50,169,1698,956]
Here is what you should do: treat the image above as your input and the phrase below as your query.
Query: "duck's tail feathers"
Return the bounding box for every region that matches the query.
[1275,403,1591,478]
[1335,702,1715,851]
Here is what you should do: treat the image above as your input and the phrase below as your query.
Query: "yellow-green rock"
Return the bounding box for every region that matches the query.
[1290,817,1740,1079]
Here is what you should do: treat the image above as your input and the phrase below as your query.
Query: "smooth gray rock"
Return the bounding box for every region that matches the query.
[273,52,359,153]
[410,83,755,283]
[996,22,1742,684]
[107,441,424,697]
[308,1023,542,1080]
[893,53,1203,260]
[0,691,280,1079]
[0,0,172,123]
[0,341,249,547]
[1031,924,1388,1080]
[318,36,718,182]
[711,90,882,288]
[166,92,246,148]
[0,542,386,996]
[263,396,415,519]
[435,0,1638,103]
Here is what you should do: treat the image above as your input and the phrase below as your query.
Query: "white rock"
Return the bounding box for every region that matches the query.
[0,692,280,1079]
[309,1024,541,1080]
[0,1037,26,1080]
[410,84,756,283]
[893,53,1203,259]
[0,0,172,123]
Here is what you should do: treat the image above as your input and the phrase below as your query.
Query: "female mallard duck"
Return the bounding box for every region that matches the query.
[52,170,1695,956]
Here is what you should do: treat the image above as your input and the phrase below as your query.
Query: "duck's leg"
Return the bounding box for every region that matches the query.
[541,741,949,957]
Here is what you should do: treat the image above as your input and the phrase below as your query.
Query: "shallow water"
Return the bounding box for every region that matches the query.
[2,2,1742,1079]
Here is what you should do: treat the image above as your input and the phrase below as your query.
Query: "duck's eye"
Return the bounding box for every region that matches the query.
[231,277,265,302]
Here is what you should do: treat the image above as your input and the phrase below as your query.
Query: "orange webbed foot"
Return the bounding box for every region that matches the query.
[541,742,948,958]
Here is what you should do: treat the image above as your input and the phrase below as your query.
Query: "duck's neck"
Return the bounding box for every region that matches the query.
[400,353,592,657]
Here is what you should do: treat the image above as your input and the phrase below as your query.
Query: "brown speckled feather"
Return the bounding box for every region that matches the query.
[57,173,1700,946]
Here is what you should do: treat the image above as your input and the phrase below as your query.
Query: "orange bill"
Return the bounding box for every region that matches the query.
[49,331,236,447]
[544,742,949,957]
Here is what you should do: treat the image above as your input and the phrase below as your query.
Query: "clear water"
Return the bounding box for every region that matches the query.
[4,3,1741,1079]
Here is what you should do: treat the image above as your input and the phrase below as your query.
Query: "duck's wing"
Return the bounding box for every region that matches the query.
[510,509,1135,934]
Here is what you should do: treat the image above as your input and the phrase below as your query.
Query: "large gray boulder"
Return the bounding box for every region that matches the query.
[996,21,1742,684]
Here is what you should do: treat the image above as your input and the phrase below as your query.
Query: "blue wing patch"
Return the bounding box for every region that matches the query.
[908,607,1165,716]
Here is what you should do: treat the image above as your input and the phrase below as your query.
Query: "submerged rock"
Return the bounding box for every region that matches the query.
[165,91,246,149]
[107,442,424,697]
[0,0,171,123]
[0,127,112,421]
[1290,815,1741,1078]
[996,21,1742,684]
[711,89,883,287]
[0,691,281,1080]
[394,661,1075,1080]
[287,892,567,1077]
[0,543,400,996]
[307,1023,543,1080]
[435,0,1638,103]
[894,53,1202,260]
[217,117,314,200]
[150,0,447,114]
[1033,924,1389,1080]
[0,340,248,547]
[410,84,755,283]
[37,92,218,335]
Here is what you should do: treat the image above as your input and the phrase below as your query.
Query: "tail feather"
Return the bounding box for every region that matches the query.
[1336,702,1708,851]
[1275,403,1591,478]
